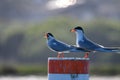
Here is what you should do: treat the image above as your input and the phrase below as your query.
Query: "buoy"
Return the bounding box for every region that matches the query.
[48,57,89,80]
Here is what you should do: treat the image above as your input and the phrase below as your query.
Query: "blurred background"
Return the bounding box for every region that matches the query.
[0,0,120,79]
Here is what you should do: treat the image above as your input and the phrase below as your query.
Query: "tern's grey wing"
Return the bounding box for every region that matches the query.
[82,38,120,53]
[78,37,103,50]
[48,39,72,52]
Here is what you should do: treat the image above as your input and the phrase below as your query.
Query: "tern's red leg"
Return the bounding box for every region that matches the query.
[57,53,61,58]
[84,52,89,58]
[61,53,64,58]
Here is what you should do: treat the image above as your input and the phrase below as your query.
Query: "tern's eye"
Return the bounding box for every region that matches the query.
[47,34,50,37]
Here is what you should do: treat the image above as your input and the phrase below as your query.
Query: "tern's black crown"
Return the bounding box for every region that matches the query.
[75,26,84,32]
[47,33,54,37]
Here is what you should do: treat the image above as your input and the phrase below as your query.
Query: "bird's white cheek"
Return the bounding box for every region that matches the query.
[76,42,80,47]
[76,31,84,41]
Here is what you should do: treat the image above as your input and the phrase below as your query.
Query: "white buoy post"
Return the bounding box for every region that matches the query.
[48,57,89,80]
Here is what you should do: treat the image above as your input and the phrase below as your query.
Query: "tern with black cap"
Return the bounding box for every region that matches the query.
[70,26,120,58]
[44,32,90,58]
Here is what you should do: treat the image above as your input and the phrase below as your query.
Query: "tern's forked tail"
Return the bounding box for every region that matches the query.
[96,47,120,53]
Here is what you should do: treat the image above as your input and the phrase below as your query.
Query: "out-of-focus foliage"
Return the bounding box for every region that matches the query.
[90,64,120,76]
[0,65,47,75]
[0,18,120,75]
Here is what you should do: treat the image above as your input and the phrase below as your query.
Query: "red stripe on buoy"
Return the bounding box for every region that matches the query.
[48,58,89,74]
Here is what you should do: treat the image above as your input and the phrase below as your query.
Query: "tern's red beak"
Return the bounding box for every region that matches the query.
[70,29,76,32]
[44,33,48,38]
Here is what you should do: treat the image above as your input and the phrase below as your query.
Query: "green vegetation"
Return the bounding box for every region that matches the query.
[17,65,47,75]
[0,65,47,75]
[0,17,120,75]
[90,64,120,76]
